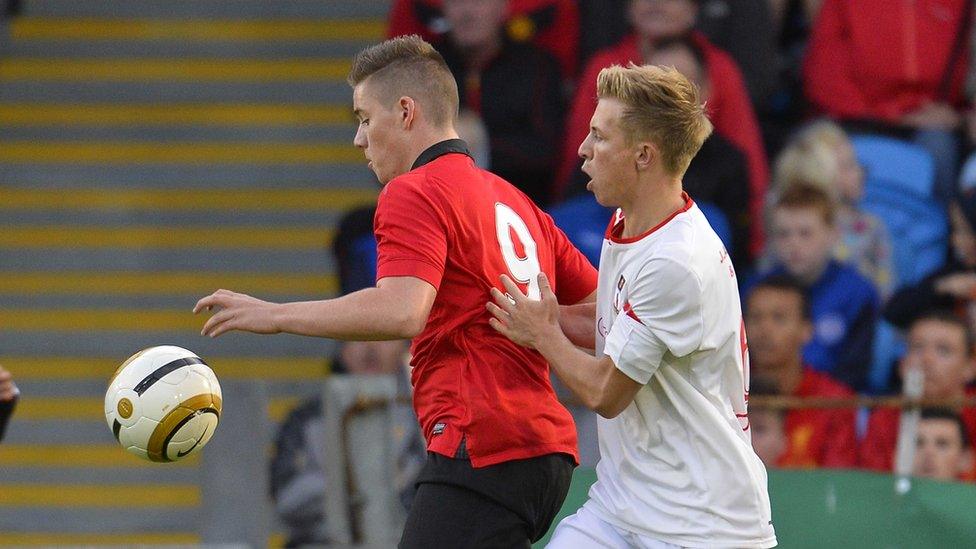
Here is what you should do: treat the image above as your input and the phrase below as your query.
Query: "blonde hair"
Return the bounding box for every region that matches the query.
[773,119,852,198]
[773,138,839,197]
[596,63,713,176]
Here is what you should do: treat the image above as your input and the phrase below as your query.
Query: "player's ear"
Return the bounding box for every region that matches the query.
[634,141,656,172]
[399,96,417,129]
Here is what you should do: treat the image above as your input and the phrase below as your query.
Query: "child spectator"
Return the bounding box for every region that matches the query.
[773,121,895,299]
[746,184,879,391]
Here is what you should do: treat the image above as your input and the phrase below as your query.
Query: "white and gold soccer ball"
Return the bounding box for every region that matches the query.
[105,345,222,462]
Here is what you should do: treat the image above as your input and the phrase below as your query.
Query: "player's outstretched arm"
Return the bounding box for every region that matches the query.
[488,274,641,418]
[194,276,436,340]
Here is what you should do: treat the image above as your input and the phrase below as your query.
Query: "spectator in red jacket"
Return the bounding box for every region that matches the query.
[746,274,858,468]
[803,0,971,205]
[558,0,768,257]
[860,311,976,474]
[386,0,580,80]
[434,0,565,205]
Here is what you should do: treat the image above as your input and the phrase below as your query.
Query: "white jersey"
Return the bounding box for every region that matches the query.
[587,196,776,548]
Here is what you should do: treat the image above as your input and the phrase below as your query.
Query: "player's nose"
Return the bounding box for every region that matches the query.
[353,126,367,149]
[578,134,593,160]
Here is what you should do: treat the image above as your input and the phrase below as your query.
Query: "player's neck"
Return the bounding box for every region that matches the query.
[406,129,462,168]
[619,182,685,239]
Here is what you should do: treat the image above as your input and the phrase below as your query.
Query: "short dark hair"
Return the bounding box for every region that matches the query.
[773,182,836,226]
[347,35,459,127]
[920,407,970,448]
[911,310,976,357]
[749,273,812,320]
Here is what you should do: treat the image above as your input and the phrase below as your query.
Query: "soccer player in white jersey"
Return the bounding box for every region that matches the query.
[487,63,777,548]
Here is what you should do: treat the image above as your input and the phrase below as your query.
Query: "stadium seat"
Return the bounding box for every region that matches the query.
[851,134,936,197]
[851,135,947,393]
[696,201,733,254]
[548,194,614,267]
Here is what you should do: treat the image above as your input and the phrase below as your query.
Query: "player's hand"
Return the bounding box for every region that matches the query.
[487,273,560,350]
[0,366,19,402]
[193,289,281,338]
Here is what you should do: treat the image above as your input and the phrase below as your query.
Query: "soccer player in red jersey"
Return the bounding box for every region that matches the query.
[194,35,597,547]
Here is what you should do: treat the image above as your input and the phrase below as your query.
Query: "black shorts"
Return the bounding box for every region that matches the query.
[398,448,575,549]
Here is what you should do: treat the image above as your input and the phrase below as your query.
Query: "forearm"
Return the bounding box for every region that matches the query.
[535,327,612,411]
[559,302,596,350]
[274,287,424,341]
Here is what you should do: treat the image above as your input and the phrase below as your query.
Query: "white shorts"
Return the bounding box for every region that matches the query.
[546,504,682,549]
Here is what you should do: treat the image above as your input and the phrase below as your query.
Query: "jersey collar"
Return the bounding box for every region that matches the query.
[411,139,472,170]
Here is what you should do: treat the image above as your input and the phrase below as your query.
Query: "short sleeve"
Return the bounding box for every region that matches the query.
[603,311,668,384]
[373,178,448,289]
[605,258,705,381]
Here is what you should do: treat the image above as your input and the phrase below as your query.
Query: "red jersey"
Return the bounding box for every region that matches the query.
[803,0,969,122]
[778,369,858,469]
[374,140,598,467]
[386,0,580,79]
[859,388,976,480]
[558,32,768,257]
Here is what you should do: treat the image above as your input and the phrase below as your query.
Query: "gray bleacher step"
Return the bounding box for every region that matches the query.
[0,209,347,227]
[0,293,332,310]
[0,81,353,103]
[14,379,327,401]
[0,248,334,273]
[27,0,391,19]
[0,467,201,485]
[0,507,201,532]
[4,421,112,444]
[0,331,338,357]
[4,40,373,59]
[5,420,134,445]
[0,125,354,143]
[0,165,374,188]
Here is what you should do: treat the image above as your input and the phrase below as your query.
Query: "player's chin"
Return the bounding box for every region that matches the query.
[590,184,612,207]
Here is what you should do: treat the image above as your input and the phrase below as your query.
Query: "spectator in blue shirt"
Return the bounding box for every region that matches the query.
[745,183,879,391]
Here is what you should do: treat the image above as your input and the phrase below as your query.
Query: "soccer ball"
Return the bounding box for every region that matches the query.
[105,345,222,462]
